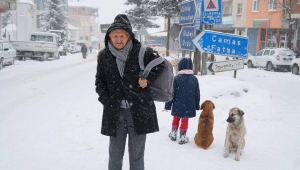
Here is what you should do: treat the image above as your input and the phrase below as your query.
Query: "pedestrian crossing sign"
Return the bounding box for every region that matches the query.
[201,0,222,25]
[207,0,216,9]
[203,0,219,11]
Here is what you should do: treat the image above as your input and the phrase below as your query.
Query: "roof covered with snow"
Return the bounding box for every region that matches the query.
[68,24,80,30]
[149,31,167,37]
[18,0,36,5]
[68,0,98,9]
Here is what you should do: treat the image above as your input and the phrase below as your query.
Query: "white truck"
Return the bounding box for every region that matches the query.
[49,30,67,56]
[10,32,60,61]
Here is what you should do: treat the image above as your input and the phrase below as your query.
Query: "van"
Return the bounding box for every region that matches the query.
[74,40,86,53]
[146,44,168,56]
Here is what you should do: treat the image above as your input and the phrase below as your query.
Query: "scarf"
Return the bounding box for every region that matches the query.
[108,40,133,77]
[178,69,194,74]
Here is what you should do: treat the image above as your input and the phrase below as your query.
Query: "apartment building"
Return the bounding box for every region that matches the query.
[292,0,300,51]
[246,0,300,54]
[211,0,300,55]
[212,0,248,35]
[68,0,98,46]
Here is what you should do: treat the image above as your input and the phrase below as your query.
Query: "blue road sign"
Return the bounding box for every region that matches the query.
[201,0,222,25]
[192,30,248,58]
[179,26,195,51]
[179,0,197,25]
[194,0,202,30]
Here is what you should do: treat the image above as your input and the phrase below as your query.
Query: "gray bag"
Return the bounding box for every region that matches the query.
[138,45,174,102]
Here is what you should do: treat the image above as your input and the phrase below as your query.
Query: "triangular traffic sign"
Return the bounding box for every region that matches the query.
[207,0,216,9]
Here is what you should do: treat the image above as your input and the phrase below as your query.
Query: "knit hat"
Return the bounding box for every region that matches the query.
[178,57,193,71]
[104,14,135,46]
[107,14,132,34]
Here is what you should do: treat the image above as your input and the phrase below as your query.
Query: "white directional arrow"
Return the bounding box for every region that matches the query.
[207,59,244,73]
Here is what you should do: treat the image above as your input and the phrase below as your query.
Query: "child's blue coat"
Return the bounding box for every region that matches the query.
[165,58,200,118]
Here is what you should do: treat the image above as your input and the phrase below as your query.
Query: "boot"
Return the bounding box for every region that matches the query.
[168,128,178,141]
[178,131,189,145]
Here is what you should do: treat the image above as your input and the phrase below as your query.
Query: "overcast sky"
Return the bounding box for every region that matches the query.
[84,0,135,24]
[83,0,165,30]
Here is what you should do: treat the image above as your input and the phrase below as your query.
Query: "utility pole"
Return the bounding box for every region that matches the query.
[193,28,201,75]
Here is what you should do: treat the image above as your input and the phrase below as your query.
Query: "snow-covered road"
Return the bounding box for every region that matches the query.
[1,52,300,170]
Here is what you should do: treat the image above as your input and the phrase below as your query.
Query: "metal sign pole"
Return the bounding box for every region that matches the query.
[234,70,237,78]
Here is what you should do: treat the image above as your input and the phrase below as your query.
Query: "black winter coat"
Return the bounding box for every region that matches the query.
[81,45,87,53]
[95,40,165,137]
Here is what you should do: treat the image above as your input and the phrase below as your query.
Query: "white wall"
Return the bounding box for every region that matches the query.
[17,0,37,41]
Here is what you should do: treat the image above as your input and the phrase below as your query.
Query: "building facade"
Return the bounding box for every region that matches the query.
[218,0,300,55]
[291,0,300,51]
[68,0,99,46]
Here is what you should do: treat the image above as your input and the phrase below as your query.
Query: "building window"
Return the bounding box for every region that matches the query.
[252,0,260,12]
[71,31,77,39]
[237,3,242,15]
[269,0,277,11]
[223,1,232,16]
[267,33,276,47]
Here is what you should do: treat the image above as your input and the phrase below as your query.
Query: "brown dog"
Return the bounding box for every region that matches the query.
[194,100,215,149]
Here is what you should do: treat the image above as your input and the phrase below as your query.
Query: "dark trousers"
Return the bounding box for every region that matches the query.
[109,109,146,170]
[82,52,87,59]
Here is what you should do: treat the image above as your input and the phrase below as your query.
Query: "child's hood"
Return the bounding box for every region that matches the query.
[178,57,193,71]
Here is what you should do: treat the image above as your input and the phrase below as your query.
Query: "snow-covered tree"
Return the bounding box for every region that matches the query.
[149,0,183,56]
[124,0,160,29]
[1,11,12,28]
[39,0,67,32]
[125,0,183,56]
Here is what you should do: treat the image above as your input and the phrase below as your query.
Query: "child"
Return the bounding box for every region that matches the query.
[165,57,200,144]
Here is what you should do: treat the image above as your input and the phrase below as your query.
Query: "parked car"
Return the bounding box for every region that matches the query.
[146,44,168,56]
[0,38,16,70]
[66,43,76,54]
[243,53,252,65]
[207,54,216,61]
[291,54,300,75]
[74,40,86,53]
[247,48,294,71]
